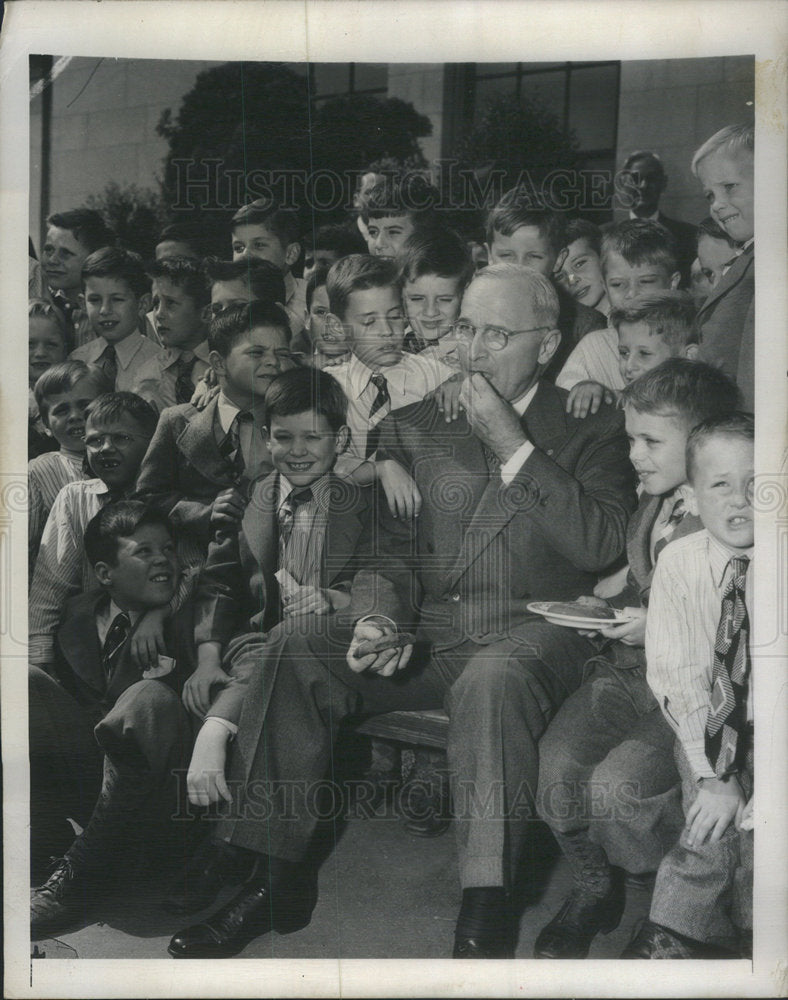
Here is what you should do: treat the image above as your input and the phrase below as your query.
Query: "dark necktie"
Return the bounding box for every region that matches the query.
[278,487,314,554]
[365,373,390,458]
[220,410,254,478]
[102,611,130,679]
[481,443,501,475]
[653,496,687,561]
[100,344,118,386]
[174,354,198,404]
[705,556,751,776]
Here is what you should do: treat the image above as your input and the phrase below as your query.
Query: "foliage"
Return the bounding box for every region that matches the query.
[85,181,167,260]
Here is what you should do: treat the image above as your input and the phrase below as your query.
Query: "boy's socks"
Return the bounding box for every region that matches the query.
[553,828,612,898]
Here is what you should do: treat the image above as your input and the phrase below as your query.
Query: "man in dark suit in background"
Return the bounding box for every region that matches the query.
[619,150,698,288]
[167,265,636,961]
[30,502,196,935]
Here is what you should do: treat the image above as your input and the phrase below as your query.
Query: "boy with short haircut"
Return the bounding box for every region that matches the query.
[554,219,610,317]
[360,174,443,260]
[29,298,71,459]
[562,291,700,418]
[398,227,473,359]
[165,366,414,913]
[302,223,365,283]
[486,190,603,375]
[30,501,196,934]
[301,266,350,369]
[155,221,205,261]
[692,124,754,409]
[134,300,294,549]
[322,254,454,516]
[230,200,306,337]
[534,359,742,960]
[133,257,212,412]
[42,208,116,348]
[557,219,681,411]
[29,361,113,575]
[29,392,162,672]
[623,412,755,958]
[205,256,287,318]
[70,247,159,389]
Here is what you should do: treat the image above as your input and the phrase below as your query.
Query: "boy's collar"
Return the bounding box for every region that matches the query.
[277,470,333,511]
[84,330,144,366]
[707,531,754,586]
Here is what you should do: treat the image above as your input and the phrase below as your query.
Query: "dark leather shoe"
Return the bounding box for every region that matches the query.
[168,878,316,958]
[621,919,738,959]
[453,933,515,959]
[31,857,103,935]
[162,842,255,914]
[534,881,625,959]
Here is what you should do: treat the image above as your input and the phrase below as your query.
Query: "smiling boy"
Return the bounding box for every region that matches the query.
[70,247,159,389]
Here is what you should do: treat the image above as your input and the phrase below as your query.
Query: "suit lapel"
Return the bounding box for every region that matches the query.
[176,397,234,485]
[324,474,365,582]
[57,591,106,695]
[627,493,662,593]
[697,246,753,317]
[243,471,280,596]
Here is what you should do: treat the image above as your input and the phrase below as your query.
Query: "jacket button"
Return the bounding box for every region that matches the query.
[451,592,461,602]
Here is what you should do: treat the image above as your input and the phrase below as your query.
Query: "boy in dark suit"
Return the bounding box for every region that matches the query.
[534,359,741,959]
[692,123,754,410]
[30,502,196,934]
[134,300,296,551]
[164,366,413,911]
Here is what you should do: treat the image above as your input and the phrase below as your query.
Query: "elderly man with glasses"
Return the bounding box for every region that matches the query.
[166,263,636,962]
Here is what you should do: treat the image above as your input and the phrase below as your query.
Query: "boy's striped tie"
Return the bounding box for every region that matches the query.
[705,556,751,776]
[365,374,390,458]
[102,611,130,679]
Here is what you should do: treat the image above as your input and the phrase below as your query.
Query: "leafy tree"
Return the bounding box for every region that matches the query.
[85,181,167,260]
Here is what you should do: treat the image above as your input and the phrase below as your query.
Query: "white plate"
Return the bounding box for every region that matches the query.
[527,601,633,629]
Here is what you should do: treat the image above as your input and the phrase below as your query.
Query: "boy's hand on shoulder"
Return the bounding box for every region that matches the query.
[686,775,746,846]
[428,374,463,423]
[129,606,168,670]
[738,796,754,831]
[183,647,230,718]
[211,487,247,528]
[190,372,219,410]
[378,459,422,519]
[598,606,647,646]
[566,381,615,419]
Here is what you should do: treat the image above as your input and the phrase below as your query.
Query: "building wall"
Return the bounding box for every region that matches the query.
[614,56,754,225]
[30,57,221,250]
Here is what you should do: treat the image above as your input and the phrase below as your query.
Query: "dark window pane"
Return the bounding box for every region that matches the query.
[473,75,518,121]
[519,62,567,73]
[353,63,388,91]
[283,63,309,77]
[567,65,618,150]
[313,63,350,96]
[520,72,567,123]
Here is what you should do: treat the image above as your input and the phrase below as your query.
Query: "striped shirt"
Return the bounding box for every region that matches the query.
[556,326,625,393]
[277,473,332,590]
[645,529,754,780]
[28,450,86,579]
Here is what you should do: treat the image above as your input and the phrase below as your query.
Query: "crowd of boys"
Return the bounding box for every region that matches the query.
[27,122,756,960]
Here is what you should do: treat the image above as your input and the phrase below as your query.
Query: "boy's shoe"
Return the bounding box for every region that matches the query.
[31,857,103,936]
[621,919,738,959]
[533,880,625,958]
[168,872,317,958]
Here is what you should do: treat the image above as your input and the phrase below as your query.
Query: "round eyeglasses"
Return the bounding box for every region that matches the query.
[451,321,551,351]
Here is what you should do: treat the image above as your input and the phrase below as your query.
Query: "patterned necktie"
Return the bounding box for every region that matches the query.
[705,556,751,776]
[365,373,391,458]
[221,410,253,477]
[278,487,314,554]
[174,354,198,404]
[102,611,130,679]
[481,443,501,475]
[100,344,118,386]
[653,495,687,561]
